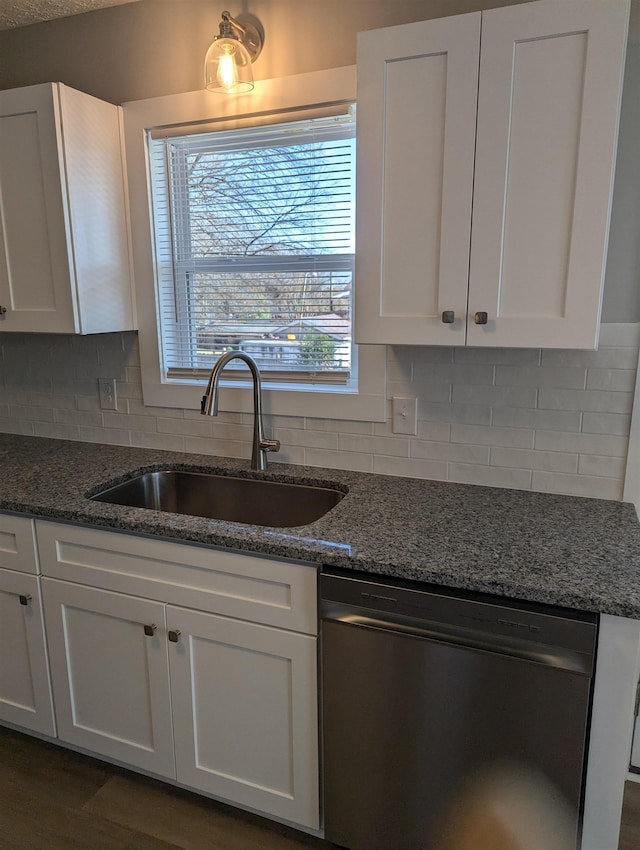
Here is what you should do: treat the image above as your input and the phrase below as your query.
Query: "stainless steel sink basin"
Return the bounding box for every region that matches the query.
[89,470,345,527]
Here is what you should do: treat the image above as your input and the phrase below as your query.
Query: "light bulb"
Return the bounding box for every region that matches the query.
[217,45,238,91]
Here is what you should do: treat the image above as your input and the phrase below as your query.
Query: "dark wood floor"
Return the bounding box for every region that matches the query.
[0,726,332,850]
[1,724,639,849]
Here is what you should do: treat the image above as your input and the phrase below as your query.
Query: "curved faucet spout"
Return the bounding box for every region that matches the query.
[201,352,280,471]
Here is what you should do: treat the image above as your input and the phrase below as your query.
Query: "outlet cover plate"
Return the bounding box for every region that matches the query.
[99,379,117,411]
[392,396,417,435]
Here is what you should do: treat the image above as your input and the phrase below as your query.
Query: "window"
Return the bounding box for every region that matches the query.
[149,109,356,386]
[123,67,385,421]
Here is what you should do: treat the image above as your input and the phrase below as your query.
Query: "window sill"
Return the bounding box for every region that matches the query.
[140,343,387,422]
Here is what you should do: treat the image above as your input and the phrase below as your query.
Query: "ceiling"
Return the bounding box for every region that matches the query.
[0,0,141,30]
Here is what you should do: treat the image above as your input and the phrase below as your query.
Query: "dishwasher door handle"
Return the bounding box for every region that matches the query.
[324,610,591,675]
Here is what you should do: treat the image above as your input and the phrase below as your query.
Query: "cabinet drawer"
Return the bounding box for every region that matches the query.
[36,521,317,634]
[0,514,38,574]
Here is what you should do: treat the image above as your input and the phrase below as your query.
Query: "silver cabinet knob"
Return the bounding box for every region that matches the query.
[143,623,157,637]
[474,311,488,325]
[441,310,455,324]
[168,629,181,643]
[19,594,32,606]
[0,306,6,316]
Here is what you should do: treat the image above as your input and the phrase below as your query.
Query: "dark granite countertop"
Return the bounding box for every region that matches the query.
[1,433,640,617]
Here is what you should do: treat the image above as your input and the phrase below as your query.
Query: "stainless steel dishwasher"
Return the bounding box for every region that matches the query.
[321,569,598,850]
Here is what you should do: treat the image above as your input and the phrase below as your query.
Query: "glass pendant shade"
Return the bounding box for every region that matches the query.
[205,37,255,93]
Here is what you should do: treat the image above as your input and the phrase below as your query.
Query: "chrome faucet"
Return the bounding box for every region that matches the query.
[201,351,280,471]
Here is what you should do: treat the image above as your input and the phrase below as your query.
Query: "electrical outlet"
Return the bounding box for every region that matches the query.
[392,396,418,435]
[98,378,117,411]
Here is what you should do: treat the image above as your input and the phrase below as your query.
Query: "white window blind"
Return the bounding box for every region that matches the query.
[148,106,356,385]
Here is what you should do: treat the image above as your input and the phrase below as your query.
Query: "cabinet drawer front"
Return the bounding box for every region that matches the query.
[0,514,38,574]
[36,521,317,634]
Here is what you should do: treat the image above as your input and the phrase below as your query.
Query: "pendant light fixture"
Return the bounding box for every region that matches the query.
[204,10,263,94]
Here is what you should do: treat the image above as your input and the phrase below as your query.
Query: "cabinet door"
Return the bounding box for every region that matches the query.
[354,13,480,345]
[0,570,55,736]
[168,605,319,829]
[42,578,175,776]
[468,0,629,348]
[0,84,78,333]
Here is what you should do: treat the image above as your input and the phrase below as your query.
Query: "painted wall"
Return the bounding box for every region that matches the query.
[0,0,527,103]
[0,0,638,501]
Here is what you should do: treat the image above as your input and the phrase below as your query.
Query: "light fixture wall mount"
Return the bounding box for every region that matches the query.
[204,10,264,94]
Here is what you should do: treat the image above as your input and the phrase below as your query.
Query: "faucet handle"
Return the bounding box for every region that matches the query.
[261,438,280,454]
[201,395,207,414]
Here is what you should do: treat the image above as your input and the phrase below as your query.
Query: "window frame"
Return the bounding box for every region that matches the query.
[123,66,386,422]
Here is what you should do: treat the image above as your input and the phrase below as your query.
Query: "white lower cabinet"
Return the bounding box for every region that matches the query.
[41,579,175,776]
[169,604,318,827]
[35,520,320,830]
[0,568,55,736]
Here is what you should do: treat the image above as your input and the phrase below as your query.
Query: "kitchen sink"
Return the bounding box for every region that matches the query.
[89,470,345,527]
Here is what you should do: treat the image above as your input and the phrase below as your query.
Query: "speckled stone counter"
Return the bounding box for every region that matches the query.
[2,433,640,617]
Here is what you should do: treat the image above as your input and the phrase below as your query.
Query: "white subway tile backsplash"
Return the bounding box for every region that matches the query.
[542,348,640,368]
[306,448,373,472]
[492,407,582,433]
[586,368,637,392]
[313,417,373,435]
[158,417,215,438]
[8,405,54,422]
[414,421,452,442]
[531,470,623,501]
[54,409,103,428]
[495,366,587,389]
[489,447,578,474]
[454,347,541,366]
[112,381,143,400]
[127,399,184,419]
[0,329,637,501]
[339,433,409,457]
[411,440,490,465]
[413,363,495,385]
[419,401,492,426]
[598,323,640,347]
[184,436,248,458]
[388,379,451,403]
[373,455,448,480]
[581,412,631,436]
[270,445,306,466]
[78,426,130,445]
[276,427,339,450]
[578,454,627,479]
[535,430,628,457]
[390,345,453,366]
[451,424,535,449]
[0,419,34,435]
[103,412,158,432]
[452,385,537,408]
[449,463,532,490]
[131,431,186,452]
[538,388,633,414]
[33,422,79,440]
[27,392,77,409]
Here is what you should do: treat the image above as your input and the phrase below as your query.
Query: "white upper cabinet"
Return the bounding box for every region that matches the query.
[0,83,135,334]
[355,0,630,349]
